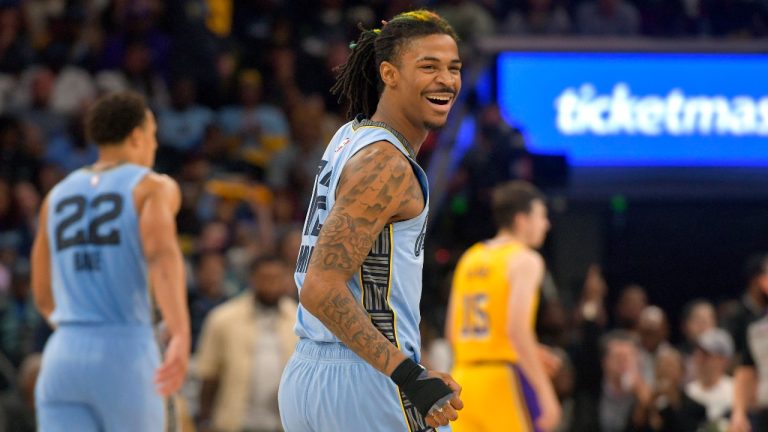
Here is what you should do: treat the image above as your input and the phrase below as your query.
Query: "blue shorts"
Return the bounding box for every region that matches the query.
[35,324,165,432]
[278,338,451,432]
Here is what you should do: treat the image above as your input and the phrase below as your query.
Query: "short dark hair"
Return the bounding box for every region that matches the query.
[249,254,285,275]
[331,10,458,119]
[491,180,545,229]
[600,329,639,357]
[745,253,768,283]
[85,91,148,146]
[680,298,713,325]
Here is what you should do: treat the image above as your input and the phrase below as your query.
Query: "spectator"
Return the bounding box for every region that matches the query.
[631,347,707,432]
[572,327,650,432]
[723,254,768,364]
[276,225,302,269]
[267,96,328,212]
[0,265,39,367]
[633,0,686,36]
[188,251,230,351]
[599,331,650,432]
[10,68,68,141]
[195,255,298,432]
[501,0,571,35]
[217,69,289,177]
[731,273,768,432]
[156,77,214,166]
[703,0,768,37]
[680,299,717,382]
[685,328,734,430]
[95,40,170,108]
[43,108,97,174]
[0,178,23,255]
[0,6,33,74]
[435,0,496,41]
[576,0,640,35]
[636,305,672,387]
[0,352,39,432]
[614,284,649,330]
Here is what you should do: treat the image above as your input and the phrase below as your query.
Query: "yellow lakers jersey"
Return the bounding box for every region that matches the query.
[448,241,540,365]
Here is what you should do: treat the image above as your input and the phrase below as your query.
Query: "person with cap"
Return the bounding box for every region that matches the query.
[730,291,768,432]
[685,327,735,431]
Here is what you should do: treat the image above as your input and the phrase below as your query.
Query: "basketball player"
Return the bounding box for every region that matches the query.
[447,180,561,431]
[278,10,463,432]
[31,92,190,431]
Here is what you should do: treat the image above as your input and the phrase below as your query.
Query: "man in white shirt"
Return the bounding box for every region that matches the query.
[685,328,734,429]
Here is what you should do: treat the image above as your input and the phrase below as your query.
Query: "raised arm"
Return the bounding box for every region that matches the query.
[31,197,54,323]
[299,142,460,425]
[137,174,190,396]
[506,250,561,432]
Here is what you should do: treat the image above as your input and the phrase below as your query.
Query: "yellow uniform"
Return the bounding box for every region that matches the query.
[448,241,542,432]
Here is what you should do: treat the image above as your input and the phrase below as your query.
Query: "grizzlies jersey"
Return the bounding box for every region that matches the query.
[47,163,151,325]
[294,116,429,362]
[449,241,540,365]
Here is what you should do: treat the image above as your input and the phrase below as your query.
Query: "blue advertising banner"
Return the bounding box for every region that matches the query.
[497,52,768,166]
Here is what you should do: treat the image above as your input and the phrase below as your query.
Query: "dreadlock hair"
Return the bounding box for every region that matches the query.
[330,10,458,120]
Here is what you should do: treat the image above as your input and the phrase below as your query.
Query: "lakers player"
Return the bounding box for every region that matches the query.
[31,92,189,431]
[447,180,561,432]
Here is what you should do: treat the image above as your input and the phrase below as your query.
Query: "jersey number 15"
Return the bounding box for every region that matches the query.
[461,293,490,338]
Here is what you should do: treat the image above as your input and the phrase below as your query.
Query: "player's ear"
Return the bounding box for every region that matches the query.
[380,61,398,88]
[127,125,143,149]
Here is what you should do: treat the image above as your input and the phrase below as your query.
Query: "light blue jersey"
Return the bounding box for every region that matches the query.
[37,163,168,432]
[282,116,441,432]
[46,163,151,325]
[294,116,429,361]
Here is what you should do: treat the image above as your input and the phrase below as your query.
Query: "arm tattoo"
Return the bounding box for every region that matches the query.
[306,146,417,372]
[318,290,392,370]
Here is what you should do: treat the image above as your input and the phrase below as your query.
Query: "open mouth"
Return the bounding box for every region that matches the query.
[425,95,453,106]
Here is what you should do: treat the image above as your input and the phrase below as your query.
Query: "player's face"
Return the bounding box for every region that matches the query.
[136,109,158,167]
[525,199,550,248]
[394,34,461,130]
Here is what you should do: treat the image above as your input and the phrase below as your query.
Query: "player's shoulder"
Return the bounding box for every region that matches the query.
[510,247,544,272]
[138,171,180,194]
[351,140,411,170]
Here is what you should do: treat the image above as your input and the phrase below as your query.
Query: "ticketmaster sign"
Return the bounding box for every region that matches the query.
[497,52,768,166]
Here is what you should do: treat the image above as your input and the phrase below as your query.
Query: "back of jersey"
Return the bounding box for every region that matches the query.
[47,163,151,326]
[449,241,537,365]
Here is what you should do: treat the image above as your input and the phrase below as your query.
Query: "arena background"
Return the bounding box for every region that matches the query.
[0,0,767,431]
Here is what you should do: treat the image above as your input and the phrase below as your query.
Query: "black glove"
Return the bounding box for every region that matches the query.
[390,358,454,418]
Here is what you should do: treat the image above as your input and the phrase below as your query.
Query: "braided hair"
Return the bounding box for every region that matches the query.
[330,10,458,120]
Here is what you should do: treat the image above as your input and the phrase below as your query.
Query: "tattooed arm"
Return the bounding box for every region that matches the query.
[299,142,421,375]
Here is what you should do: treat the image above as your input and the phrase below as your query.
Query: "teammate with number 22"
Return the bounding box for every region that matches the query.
[278,9,463,432]
[31,92,190,431]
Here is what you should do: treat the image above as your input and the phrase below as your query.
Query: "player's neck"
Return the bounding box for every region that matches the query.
[371,103,427,154]
[93,147,134,171]
[489,230,526,247]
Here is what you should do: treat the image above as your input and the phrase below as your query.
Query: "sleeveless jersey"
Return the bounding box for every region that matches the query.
[293,116,429,362]
[47,163,152,325]
[448,241,540,365]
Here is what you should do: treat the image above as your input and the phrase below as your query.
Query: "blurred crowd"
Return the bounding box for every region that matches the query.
[1,0,767,431]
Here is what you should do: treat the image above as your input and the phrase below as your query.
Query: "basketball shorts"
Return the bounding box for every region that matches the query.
[35,324,165,432]
[450,362,541,432]
[279,338,451,432]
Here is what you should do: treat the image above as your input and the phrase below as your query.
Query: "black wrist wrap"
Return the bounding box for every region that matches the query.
[390,358,453,417]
